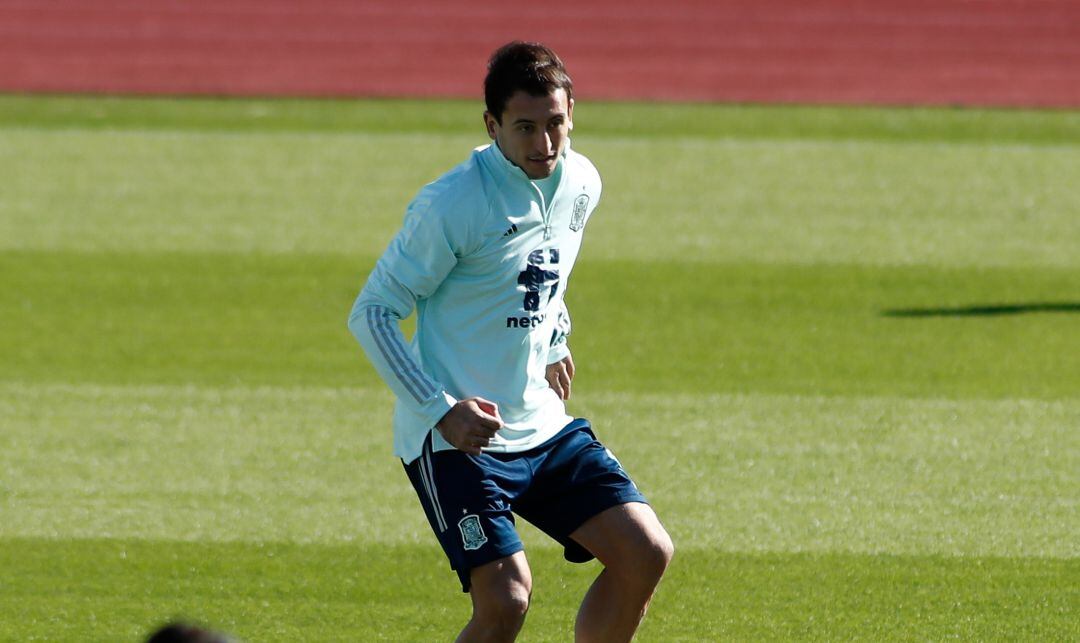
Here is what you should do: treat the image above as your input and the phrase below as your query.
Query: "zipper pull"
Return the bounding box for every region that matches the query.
[544,223,552,240]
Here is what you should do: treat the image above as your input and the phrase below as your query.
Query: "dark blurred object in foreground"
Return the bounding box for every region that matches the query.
[145,621,235,643]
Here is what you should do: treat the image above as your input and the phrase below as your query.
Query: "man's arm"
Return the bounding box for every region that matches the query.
[347,197,504,449]
[350,300,457,426]
[545,298,574,400]
[347,209,457,430]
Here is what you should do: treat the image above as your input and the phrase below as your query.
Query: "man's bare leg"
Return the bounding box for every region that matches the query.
[457,551,532,643]
[570,503,674,642]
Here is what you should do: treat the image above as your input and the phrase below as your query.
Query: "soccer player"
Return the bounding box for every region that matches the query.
[348,41,673,642]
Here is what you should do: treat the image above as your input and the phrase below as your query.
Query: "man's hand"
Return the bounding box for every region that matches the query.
[546,355,575,400]
[436,397,504,455]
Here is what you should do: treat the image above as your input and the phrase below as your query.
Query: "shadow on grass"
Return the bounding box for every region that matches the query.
[882,302,1080,318]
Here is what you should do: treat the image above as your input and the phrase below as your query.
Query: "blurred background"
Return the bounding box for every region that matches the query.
[2,0,1078,106]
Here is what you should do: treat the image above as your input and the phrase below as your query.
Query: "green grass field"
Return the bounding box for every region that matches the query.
[1,94,1078,641]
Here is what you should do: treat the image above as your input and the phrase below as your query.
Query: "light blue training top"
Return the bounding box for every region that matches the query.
[348,140,602,464]
[532,160,563,208]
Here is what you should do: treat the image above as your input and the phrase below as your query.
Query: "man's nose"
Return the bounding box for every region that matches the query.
[537,131,552,153]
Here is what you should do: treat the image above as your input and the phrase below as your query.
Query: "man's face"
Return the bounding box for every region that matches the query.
[485,88,574,180]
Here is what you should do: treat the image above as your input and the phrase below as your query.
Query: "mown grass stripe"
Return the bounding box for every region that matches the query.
[3,94,1080,146]
[3,382,1075,557]
[1,538,1076,642]
[4,128,1079,267]
[3,250,1077,399]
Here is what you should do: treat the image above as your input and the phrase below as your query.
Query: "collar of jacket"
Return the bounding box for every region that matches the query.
[482,139,571,183]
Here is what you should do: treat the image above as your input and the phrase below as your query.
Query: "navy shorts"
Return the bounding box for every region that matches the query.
[403,418,648,592]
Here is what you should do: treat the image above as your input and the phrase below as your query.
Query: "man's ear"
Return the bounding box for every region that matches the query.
[567,98,575,131]
[483,111,499,140]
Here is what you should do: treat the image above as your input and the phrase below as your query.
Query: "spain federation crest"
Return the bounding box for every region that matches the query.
[458,514,488,550]
[570,194,590,231]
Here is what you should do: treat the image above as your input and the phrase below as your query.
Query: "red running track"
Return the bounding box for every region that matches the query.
[1,0,1078,107]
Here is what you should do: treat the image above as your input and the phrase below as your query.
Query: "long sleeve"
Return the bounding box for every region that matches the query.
[347,197,461,430]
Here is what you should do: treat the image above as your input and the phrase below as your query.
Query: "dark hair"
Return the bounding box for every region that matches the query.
[484,41,573,123]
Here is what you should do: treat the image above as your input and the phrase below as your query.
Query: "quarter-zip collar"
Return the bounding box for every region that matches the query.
[484,138,571,185]
[482,140,571,241]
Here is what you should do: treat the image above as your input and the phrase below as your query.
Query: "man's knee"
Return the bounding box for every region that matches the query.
[637,526,675,584]
[469,554,533,633]
[473,578,531,630]
[610,520,674,592]
[572,503,674,592]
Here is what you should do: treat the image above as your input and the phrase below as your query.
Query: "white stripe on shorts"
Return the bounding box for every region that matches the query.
[419,446,448,532]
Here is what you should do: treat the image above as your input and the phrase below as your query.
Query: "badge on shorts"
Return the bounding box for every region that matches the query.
[570,194,590,231]
[458,514,488,551]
